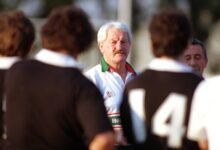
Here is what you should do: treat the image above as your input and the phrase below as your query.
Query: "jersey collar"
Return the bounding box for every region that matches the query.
[35,48,83,69]
[100,57,137,75]
[0,56,20,69]
[148,58,193,73]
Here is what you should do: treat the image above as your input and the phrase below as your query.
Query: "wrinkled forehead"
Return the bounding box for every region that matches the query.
[106,28,129,39]
[184,44,204,56]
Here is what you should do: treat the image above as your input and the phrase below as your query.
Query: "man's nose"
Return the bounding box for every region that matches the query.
[188,59,198,69]
[116,42,123,49]
[189,59,196,66]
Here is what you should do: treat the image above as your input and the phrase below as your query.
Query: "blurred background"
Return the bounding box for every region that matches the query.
[1,0,220,77]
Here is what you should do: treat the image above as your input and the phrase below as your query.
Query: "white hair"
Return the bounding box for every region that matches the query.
[97,21,132,44]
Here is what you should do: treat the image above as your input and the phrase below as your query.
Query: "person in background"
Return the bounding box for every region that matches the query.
[187,76,220,150]
[85,21,137,150]
[0,10,35,149]
[120,8,203,150]
[5,6,115,150]
[179,38,208,76]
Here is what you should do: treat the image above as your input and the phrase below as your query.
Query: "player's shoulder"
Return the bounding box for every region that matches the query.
[197,75,220,91]
[84,64,101,76]
[125,69,151,89]
[176,71,204,85]
[8,59,34,73]
[205,75,220,84]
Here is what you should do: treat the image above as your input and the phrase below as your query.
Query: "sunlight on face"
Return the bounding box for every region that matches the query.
[99,28,131,66]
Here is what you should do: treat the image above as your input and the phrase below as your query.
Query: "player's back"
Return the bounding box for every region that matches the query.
[5,59,110,150]
[120,69,203,150]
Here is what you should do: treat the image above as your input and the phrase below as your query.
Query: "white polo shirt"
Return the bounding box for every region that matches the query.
[187,76,220,150]
[85,57,137,130]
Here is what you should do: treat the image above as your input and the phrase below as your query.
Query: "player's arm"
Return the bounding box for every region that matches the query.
[77,78,115,149]
[198,140,208,150]
[89,131,116,150]
[187,81,208,148]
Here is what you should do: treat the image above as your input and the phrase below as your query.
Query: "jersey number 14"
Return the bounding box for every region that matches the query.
[129,89,187,149]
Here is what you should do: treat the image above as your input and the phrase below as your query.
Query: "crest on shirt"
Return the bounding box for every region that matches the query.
[104,90,115,98]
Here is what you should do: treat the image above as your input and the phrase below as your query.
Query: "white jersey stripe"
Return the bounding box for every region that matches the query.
[128,89,146,142]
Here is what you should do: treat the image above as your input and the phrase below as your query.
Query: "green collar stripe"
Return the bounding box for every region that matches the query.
[101,57,109,72]
[100,57,136,75]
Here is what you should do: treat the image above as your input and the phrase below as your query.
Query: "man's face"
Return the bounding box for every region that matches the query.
[180,44,207,75]
[99,28,131,66]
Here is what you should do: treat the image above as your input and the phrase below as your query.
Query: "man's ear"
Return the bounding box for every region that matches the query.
[205,59,208,67]
[98,42,104,54]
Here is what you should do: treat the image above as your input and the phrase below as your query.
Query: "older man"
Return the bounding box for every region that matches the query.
[85,21,137,150]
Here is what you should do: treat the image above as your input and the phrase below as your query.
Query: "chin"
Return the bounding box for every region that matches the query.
[194,70,202,76]
[118,58,127,62]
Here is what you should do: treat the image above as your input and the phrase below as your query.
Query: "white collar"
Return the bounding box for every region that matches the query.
[148,58,193,72]
[34,49,83,69]
[0,56,20,69]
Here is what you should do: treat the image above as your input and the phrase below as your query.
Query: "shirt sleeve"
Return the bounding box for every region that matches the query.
[187,81,208,141]
[76,78,112,142]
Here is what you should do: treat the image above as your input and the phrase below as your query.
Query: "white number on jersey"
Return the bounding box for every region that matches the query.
[128,89,146,143]
[128,90,187,148]
[152,93,187,148]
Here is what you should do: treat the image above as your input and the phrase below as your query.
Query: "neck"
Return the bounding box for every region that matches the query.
[110,62,127,82]
[58,49,78,59]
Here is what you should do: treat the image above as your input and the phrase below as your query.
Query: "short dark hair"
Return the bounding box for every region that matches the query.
[41,6,95,56]
[190,38,207,60]
[149,8,192,58]
[0,10,35,57]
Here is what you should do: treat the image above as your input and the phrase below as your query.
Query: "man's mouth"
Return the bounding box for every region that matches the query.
[115,51,125,55]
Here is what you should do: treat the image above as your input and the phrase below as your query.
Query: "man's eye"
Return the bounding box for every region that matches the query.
[184,57,190,61]
[121,40,127,43]
[195,55,201,60]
